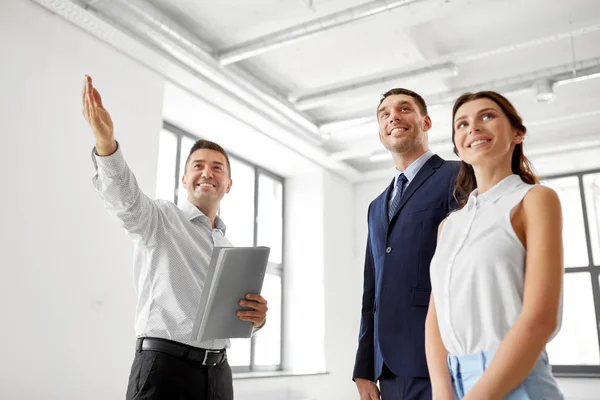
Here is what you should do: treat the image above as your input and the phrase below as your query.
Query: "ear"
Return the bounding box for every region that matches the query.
[225,178,233,194]
[513,128,525,144]
[423,115,432,132]
[181,173,188,188]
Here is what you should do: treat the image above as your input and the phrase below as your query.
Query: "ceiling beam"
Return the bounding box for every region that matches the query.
[290,61,458,110]
[217,0,431,65]
[67,0,329,145]
[319,56,600,134]
[296,22,600,112]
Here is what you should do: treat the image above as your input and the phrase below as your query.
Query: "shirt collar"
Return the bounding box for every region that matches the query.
[180,199,227,233]
[394,150,434,185]
[466,174,524,211]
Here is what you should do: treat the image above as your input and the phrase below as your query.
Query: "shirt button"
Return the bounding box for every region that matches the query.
[386,246,392,254]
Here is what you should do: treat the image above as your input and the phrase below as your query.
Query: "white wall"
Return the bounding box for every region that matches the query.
[322,171,364,399]
[0,1,165,399]
[284,172,327,374]
[233,170,362,400]
[2,2,363,400]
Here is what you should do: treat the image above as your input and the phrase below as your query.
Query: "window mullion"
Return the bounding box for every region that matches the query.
[591,270,600,366]
[577,174,600,363]
[578,175,595,268]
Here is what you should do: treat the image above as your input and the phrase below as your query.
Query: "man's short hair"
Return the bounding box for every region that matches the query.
[185,139,231,178]
[378,88,428,116]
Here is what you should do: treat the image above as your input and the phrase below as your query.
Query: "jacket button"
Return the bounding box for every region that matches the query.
[385,246,392,253]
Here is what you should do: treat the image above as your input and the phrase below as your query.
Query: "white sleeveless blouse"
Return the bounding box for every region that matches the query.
[430,174,562,355]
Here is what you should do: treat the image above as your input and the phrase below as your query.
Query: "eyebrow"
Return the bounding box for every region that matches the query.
[190,159,225,166]
[377,100,411,116]
[454,107,497,123]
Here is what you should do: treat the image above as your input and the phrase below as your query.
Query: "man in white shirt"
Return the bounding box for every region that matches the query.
[82,75,268,400]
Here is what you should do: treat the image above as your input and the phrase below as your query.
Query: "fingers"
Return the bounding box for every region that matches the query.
[245,293,267,304]
[85,87,94,123]
[87,79,95,109]
[237,309,265,317]
[240,294,268,313]
[237,297,267,327]
[81,76,86,107]
[238,293,267,327]
[83,76,102,124]
[360,392,380,400]
[372,387,381,400]
[238,300,268,312]
[82,75,94,122]
[237,314,264,323]
[237,304,266,322]
[92,87,104,109]
[82,76,89,121]
[357,381,380,400]
[84,90,92,123]
[237,309,264,325]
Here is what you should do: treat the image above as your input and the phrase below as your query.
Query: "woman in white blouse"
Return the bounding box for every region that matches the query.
[425,91,564,400]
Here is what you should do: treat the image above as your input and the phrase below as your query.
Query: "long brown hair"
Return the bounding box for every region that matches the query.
[451,91,539,207]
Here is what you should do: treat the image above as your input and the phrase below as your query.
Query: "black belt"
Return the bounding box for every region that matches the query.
[136,337,227,366]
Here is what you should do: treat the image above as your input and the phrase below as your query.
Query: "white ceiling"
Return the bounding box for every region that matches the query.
[39,0,600,180]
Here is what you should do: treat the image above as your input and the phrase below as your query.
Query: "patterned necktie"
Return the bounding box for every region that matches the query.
[389,174,408,221]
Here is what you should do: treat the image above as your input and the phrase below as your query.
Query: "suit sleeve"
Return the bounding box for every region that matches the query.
[352,204,376,381]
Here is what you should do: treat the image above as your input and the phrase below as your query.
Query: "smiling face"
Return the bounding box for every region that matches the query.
[182,148,232,208]
[452,97,524,168]
[377,93,431,155]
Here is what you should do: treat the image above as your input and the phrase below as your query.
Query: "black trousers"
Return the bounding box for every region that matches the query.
[125,349,234,400]
[379,363,432,400]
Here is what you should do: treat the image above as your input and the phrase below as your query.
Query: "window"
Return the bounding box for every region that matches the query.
[156,122,284,372]
[542,170,600,376]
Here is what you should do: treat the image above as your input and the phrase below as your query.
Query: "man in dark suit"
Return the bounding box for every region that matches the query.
[353,88,459,400]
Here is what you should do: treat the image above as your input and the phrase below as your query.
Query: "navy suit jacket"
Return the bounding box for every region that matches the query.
[353,154,460,381]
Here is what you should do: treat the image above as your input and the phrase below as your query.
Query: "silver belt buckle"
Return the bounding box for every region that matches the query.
[202,349,221,366]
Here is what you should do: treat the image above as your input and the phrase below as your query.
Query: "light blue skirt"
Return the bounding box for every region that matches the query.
[447,348,564,399]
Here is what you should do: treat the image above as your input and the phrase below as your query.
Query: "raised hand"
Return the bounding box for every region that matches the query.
[81,75,116,156]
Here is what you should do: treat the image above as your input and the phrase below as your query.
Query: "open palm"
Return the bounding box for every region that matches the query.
[82,75,114,141]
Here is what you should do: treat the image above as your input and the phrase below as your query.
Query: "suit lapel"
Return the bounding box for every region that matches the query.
[381,178,395,228]
[389,155,443,222]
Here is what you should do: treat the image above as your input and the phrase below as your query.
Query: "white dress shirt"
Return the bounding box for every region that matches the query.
[92,144,234,350]
[429,174,563,355]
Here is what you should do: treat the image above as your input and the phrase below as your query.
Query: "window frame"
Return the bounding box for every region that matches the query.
[541,168,600,377]
[162,121,285,373]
